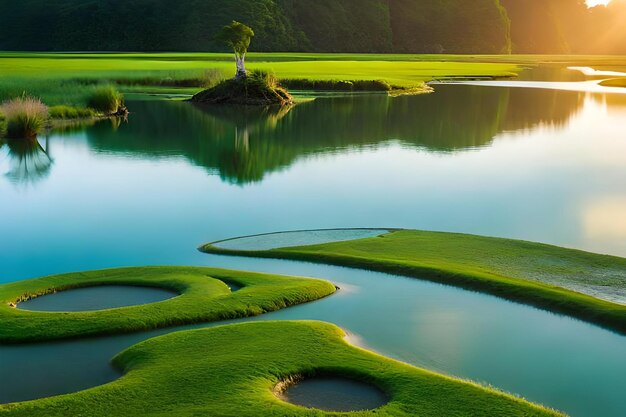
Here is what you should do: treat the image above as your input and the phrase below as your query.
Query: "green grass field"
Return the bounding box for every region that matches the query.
[0,266,336,343]
[3,52,626,109]
[0,321,563,417]
[600,78,626,88]
[0,53,525,107]
[202,229,626,334]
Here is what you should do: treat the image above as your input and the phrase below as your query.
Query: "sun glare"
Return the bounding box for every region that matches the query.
[586,0,611,7]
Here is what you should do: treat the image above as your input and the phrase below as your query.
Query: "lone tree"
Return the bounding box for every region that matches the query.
[216,21,254,80]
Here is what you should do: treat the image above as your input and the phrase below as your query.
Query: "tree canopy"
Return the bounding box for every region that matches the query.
[216,21,255,58]
[1,0,625,54]
[0,0,509,53]
[216,21,254,78]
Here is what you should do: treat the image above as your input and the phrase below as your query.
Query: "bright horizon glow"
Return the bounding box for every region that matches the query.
[586,0,611,7]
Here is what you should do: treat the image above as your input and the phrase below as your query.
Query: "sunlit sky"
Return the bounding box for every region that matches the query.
[587,0,611,7]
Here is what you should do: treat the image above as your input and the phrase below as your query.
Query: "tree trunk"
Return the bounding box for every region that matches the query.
[235,54,247,79]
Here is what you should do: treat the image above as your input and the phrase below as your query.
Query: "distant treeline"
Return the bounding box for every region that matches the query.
[502,0,626,54]
[0,0,624,54]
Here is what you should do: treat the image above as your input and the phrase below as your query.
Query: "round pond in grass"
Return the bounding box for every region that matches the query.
[18,285,177,312]
[213,229,390,251]
[276,376,388,412]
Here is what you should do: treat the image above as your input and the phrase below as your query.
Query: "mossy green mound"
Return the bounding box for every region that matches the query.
[191,71,293,106]
[600,78,626,88]
[202,229,626,334]
[0,266,336,343]
[0,321,562,416]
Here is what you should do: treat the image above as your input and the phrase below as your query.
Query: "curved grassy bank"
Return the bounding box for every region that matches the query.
[0,266,336,343]
[0,321,563,416]
[600,78,626,88]
[201,230,626,334]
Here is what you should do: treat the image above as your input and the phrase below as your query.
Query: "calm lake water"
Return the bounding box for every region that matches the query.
[1,73,625,416]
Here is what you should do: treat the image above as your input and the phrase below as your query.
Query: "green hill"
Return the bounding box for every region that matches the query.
[0,0,509,53]
[389,0,511,53]
[2,0,624,54]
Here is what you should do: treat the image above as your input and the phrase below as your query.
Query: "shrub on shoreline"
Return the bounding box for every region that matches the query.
[0,112,6,136]
[87,86,124,114]
[0,97,49,139]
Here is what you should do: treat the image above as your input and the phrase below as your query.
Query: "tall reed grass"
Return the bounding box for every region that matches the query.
[0,97,49,139]
[86,86,124,113]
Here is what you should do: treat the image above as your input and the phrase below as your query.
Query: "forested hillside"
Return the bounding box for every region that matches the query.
[502,0,626,54]
[0,0,624,54]
[0,0,509,53]
[389,0,510,53]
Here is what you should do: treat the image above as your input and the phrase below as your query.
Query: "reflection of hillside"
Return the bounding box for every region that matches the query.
[84,85,583,185]
[591,94,626,117]
[500,87,584,132]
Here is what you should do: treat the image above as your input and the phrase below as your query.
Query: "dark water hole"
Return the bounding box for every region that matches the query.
[18,285,177,312]
[277,376,388,412]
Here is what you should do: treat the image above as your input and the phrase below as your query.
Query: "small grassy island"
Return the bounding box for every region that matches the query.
[0,266,336,343]
[191,21,293,106]
[0,321,562,417]
[191,70,293,106]
[202,229,626,334]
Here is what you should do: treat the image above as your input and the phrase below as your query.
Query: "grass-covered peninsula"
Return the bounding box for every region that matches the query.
[202,229,626,334]
[0,321,563,417]
[0,266,336,343]
[600,78,626,88]
[0,85,126,141]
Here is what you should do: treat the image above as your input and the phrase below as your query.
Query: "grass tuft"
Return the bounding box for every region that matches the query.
[0,112,6,136]
[0,97,48,139]
[86,85,124,114]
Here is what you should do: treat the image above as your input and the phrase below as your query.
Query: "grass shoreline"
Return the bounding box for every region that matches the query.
[600,78,626,88]
[201,229,626,335]
[0,266,336,343]
[0,52,524,109]
[0,321,563,416]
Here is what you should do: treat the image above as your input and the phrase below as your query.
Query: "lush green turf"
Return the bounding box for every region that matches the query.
[600,78,626,88]
[0,266,336,343]
[3,52,626,108]
[0,52,522,83]
[0,321,563,416]
[202,230,626,334]
[0,53,524,107]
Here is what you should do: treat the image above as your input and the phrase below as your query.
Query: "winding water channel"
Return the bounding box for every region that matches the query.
[1,68,625,416]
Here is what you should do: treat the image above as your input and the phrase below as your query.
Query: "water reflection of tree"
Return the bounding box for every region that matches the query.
[195,104,292,185]
[82,86,583,185]
[4,136,53,185]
